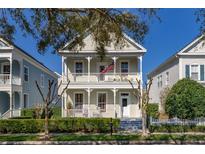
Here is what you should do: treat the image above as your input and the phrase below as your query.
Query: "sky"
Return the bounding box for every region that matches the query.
[12,9,201,80]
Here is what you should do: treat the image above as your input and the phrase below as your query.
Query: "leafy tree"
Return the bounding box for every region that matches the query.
[0,9,159,58]
[165,78,205,119]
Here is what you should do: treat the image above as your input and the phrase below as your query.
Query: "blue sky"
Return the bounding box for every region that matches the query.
[12,9,201,80]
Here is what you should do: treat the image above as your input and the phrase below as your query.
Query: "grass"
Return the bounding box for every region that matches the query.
[0,134,38,141]
[1,134,205,142]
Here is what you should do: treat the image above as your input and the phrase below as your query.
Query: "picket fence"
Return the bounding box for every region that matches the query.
[150,117,205,126]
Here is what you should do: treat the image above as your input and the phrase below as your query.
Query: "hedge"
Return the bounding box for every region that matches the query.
[149,125,205,133]
[21,107,61,119]
[0,118,120,134]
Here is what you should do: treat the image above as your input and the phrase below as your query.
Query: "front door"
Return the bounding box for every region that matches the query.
[120,94,130,118]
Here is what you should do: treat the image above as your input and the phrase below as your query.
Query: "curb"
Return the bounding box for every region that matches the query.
[1,140,205,145]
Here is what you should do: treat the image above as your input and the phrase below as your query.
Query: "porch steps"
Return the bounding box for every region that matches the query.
[119,118,142,132]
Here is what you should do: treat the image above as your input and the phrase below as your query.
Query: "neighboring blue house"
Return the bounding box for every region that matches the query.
[0,38,58,119]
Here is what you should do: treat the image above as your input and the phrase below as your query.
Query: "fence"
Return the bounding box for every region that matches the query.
[150,117,205,126]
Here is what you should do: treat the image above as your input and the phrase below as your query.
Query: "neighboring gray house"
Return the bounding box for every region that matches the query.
[0,38,58,119]
[147,34,205,109]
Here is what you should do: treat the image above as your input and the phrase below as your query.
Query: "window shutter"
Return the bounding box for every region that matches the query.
[185,65,190,78]
[200,65,205,81]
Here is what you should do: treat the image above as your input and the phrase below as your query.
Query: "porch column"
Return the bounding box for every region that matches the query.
[138,56,143,117]
[112,88,117,118]
[86,88,92,117]
[9,57,12,85]
[138,56,143,86]
[63,91,67,117]
[86,57,92,83]
[62,57,68,82]
[112,57,118,80]
[9,91,13,118]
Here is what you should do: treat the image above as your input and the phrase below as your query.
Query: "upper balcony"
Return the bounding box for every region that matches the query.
[63,72,139,83]
[0,58,22,87]
[62,55,142,88]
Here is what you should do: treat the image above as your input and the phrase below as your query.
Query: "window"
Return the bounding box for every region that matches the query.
[121,62,128,73]
[74,93,83,110]
[191,65,199,81]
[165,72,169,85]
[23,94,29,108]
[97,93,106,112]
[157,75,162,88]
[75,62,83,74]
[24,66,29,82]
[40,74,44,87]
[2,63,10,74]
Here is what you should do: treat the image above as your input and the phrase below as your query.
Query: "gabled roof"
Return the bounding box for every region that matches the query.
[147,34,205,78]
[0,38,58,79]
[59,32,146,53]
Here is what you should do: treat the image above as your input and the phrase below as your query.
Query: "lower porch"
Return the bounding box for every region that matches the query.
[62,89,141,118]
[0,90,22,118]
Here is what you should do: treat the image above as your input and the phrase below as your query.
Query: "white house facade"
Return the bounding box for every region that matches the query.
[0,38,58,119]
[59,34,146,118]
[147,35,205,110]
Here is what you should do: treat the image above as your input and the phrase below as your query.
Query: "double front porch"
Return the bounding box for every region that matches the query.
[62,88,141,118]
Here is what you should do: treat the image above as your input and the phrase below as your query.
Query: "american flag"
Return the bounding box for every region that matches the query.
[100,62,114,74]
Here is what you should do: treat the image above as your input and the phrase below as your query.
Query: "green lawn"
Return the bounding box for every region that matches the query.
[1,134,205,142]
[0,134,38,141]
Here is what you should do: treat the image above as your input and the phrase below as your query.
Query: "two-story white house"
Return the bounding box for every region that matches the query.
[147,34,205,108]
[58,34,147,118]
[0,38,58,119]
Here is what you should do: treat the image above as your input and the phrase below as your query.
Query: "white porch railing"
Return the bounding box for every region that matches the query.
[0,74,10,85]
[63,108,103,118]
[0,74,21,85]
[64,73,139,83]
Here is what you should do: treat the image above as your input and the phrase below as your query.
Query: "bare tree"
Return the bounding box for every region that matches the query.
[35,79,70,140]
[128,78,153,136]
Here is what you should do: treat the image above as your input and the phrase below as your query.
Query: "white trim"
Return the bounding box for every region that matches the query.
[96,91,108,112]
[23,65,29,82]
[119,92,130,118]
[23,93,29,108]
[119,60,130,73]
[73,91,85,110]
[178,35,204,54]
[74,60,84,74]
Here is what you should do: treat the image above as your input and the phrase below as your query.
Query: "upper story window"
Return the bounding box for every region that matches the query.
[40,74,44,88]
[24,66,29,82]
[165,72,169,85]
[121,62,129,73]
[157,75,162,88]
[191,65,199,81]
[75,61,83,74]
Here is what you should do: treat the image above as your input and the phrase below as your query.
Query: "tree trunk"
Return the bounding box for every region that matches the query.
[142,109,148,136]
[45,99,49,140]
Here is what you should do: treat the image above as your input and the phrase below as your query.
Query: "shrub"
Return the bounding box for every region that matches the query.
[9,116,32,119]
[147,104,159,118]
[165,78,205,119]
[21,107,61,119]
[0,118,120,134]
